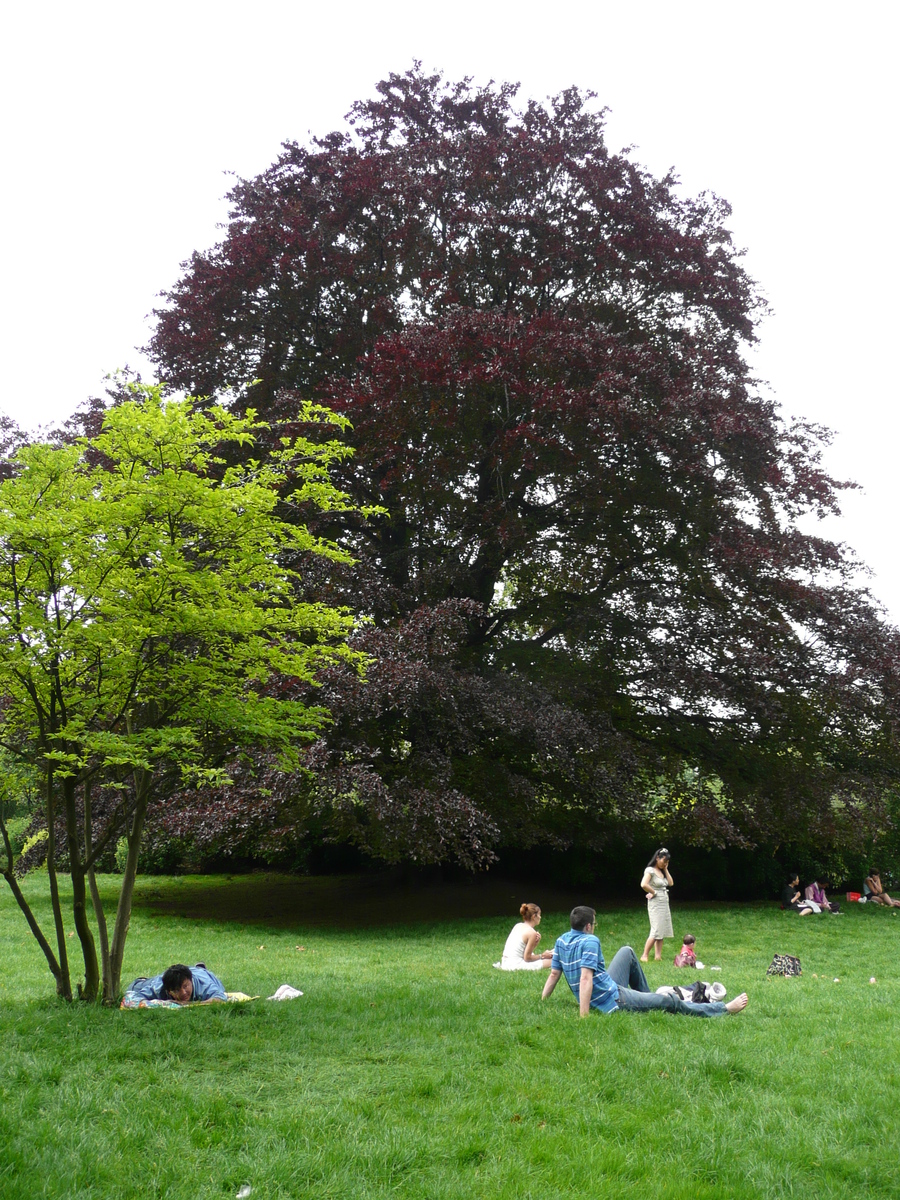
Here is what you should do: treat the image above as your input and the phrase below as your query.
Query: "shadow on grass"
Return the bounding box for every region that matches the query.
[128,872,627,929]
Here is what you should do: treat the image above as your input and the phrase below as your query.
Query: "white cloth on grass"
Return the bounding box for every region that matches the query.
[267,984,304,1000]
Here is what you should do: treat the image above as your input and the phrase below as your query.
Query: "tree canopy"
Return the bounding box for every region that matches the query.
[148,67,900,867]
[0,388,362,999]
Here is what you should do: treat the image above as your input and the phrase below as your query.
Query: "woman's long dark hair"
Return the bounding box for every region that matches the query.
[646,848,670,869]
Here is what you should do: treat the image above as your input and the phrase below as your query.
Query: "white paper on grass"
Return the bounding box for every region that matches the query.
[267,984,304,1000]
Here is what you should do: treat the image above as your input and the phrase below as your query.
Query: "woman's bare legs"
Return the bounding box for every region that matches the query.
[641,936,664,961]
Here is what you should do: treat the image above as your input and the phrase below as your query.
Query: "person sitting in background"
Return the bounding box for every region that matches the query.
[673,934,697,966]
[499,902,554,970]
[804,880,839,913]
[782,875,813,915]
[127,963,227,1003]
[864,871,900,908]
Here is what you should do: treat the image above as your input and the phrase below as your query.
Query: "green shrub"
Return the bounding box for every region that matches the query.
[17,827,48,871]
[115,834,187,875]
[2,815,31,861]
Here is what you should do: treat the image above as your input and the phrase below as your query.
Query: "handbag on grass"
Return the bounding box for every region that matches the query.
[766,954,802,976]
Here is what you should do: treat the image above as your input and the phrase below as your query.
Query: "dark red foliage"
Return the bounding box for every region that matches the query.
[147,67,900,865]
[0,414,27,482]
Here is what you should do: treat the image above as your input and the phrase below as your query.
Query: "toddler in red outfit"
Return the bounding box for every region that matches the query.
[673,934,697,967]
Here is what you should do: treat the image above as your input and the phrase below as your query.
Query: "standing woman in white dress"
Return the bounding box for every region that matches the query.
[640,849,674,962]
[500,903,554,970]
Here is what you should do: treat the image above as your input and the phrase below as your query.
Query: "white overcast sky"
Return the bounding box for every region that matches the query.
[2,1,898,615]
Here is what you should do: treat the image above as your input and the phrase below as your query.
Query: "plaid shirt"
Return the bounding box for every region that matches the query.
[551,928,619,1013]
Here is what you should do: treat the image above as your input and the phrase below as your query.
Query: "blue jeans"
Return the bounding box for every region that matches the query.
[606,946,728,1017]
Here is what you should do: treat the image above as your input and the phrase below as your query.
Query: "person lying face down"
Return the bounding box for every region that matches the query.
[127,963,227,1004]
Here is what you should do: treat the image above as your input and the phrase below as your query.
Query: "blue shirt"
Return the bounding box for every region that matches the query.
[551,928,619,1013]
[127,966,227,1003]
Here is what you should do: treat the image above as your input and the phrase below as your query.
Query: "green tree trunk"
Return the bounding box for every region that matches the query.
[0,813,65,990]
[84,779,113,1003]
[106,770,152,1000]
[63,777,99,1002]
[44,769,72,1001]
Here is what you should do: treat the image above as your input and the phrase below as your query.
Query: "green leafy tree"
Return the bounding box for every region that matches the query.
[0,386,363,1001]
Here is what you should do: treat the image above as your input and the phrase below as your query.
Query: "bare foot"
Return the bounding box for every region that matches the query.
[725,993,748,1014]
[639,956,649,962]
[654,955,662,961]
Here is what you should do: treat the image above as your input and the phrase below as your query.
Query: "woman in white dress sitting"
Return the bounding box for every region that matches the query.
[500,902,554,970]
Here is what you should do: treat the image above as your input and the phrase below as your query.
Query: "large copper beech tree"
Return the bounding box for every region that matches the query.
[148,67,900,867]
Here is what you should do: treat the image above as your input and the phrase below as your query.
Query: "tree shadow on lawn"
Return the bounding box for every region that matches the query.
[129,872,642,929]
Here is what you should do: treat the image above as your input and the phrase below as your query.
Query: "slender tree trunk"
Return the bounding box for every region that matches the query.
[44,766,72,1001]
[64,776,99,1002]
[0,814,65,989]
[84,779,112,1003]
[0,810,12,879]
[106,769,152,1000]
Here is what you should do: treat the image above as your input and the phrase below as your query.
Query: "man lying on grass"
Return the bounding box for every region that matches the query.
[127,963,227,1004]
[541,906,749,1018]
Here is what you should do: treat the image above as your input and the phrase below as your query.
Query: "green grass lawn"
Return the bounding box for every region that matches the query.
[1,873,899,1200]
